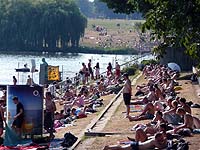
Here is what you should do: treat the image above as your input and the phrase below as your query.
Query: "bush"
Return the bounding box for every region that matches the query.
[141,59,159,66]
[139,59,159,70]
[121,64,138,76]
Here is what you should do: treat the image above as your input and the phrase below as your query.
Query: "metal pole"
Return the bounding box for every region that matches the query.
[17,62,19,85]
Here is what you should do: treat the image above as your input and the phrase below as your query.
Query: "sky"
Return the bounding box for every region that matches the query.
[89,0,94,2]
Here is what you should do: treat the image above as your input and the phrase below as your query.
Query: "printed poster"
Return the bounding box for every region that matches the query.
[7,85,43,135]
[48,66,60,81]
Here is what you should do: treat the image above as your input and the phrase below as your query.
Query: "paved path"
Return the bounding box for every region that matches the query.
[74,74,141,150]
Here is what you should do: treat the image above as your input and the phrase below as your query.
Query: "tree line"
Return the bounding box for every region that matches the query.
[0,0,87,52]
[75,0,142,19]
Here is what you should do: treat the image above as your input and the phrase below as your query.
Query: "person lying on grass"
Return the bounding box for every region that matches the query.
[128,102,155,121]
[103,132,168,150]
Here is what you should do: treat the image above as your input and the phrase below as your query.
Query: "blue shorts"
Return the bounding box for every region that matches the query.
[145,113,154,119]
[131,141,139,150]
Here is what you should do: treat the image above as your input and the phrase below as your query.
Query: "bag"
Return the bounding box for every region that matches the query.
[167,139,189,150]
[61,132,78,148]
[177,139,189,150]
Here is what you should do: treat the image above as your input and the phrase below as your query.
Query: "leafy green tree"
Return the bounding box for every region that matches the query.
[0,0,87,52]
[101,0,200,63]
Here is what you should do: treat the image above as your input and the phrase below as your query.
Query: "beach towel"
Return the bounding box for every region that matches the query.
[3,124,22,146]
[3,124,32,147]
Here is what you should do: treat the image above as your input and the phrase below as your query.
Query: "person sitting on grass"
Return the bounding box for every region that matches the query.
[71,106,88,119]
[144,111,167,135]
[178,97,191,114]
[128,123,171,143]
[128,102,155,121]
[54,110,65,120]
[131,85,156,105]
[163,100,182,125]
[103,132,168,150]
[62,89,74,101]
[173,107,200,134]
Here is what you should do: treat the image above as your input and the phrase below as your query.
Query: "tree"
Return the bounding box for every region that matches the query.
[0,0,87,52]
[101,0,200,63]
[75,0,95,18]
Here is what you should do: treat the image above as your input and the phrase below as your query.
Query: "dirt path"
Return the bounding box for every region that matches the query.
[74,74,200,150]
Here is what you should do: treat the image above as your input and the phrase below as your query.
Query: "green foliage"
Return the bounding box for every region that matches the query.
[100,0,152,15]
[141,59,158,66]
[121,64,138,76]
[0,0,87,51]
[101,0,200,64]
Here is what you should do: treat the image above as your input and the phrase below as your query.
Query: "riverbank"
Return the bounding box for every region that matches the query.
[0,46,140,56]
[0,19,151,55]
[74,72,200,150]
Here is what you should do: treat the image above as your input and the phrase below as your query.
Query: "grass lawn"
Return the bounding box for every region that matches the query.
[80,19,148,52]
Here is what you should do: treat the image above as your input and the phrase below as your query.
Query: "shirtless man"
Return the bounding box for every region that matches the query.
[178,97,191,114]
[174,107,200,133]
[103,132,168,150]
[122,73,132,117]
[128,102,155,121]
[131,85,156,105]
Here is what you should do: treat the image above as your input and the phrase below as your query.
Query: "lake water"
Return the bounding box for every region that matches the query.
[0,53,152,85]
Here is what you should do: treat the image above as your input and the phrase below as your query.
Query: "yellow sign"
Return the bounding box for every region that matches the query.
[48,66,60,81]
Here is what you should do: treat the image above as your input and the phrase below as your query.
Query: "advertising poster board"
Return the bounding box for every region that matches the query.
[7,85,43,135]
[48,66,60,81]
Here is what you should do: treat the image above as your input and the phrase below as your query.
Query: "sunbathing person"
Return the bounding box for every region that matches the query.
[103,132,168,150]
[174,107,200,133]
[154,84,164,101]
[74,93,85,107]
[71,106,89,119]
[54,110,65,120]
[131,85,156,105]
[62,89,74,101]
[145,111,167,135]
[164,97,173,111]
[129,111,167,140]
[163,100,182,125]
[129,122,170,144]
[178,97,191,114]
[135,84,149,96]
[128,102,155,121]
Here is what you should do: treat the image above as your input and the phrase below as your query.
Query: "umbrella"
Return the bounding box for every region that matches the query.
[167,62,181,72]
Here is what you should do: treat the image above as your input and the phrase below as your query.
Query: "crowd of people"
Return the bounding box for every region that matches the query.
[4,59,200,149]
[0,58,124,142]
[43,59,123,139]
[104,64,200,150]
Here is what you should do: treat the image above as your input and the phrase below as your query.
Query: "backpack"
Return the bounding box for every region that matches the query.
[167,139,189,150]
[61,132,78,148]
[177,139,189,150]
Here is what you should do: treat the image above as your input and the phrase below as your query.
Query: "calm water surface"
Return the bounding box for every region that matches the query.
[0,53,143,85]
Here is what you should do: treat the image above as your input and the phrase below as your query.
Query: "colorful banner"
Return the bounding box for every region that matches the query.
[7,85,43,135]
[48,66,60,81]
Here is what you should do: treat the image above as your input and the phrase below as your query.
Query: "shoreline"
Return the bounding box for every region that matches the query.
[0,47,150,56]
